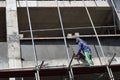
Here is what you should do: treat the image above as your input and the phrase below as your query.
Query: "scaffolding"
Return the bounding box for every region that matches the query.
[2,0,120,80]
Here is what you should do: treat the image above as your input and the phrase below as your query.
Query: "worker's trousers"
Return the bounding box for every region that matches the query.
[84,50,94,66]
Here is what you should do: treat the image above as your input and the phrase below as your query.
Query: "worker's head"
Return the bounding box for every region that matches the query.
[76,37,80,44]
[74,32,80,44]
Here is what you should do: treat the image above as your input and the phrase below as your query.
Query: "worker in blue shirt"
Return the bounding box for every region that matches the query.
[74,38,94,66]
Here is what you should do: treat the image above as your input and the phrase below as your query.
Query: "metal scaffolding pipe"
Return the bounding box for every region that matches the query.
[20,26,115,33]
[25,0,40,80]
[55,0,74,79]
[82,0,115,79]
[19,34,120,40]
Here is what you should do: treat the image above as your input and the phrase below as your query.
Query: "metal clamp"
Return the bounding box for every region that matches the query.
[35,61,44,71]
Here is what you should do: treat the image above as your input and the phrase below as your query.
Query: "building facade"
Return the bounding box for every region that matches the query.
[0,0,120,80]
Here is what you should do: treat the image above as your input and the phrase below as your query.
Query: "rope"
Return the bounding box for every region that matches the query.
[82,0,114,80]
[25,0,40,80]
[55,0,74,80]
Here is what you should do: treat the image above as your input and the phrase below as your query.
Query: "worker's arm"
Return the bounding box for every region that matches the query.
[74,42,82,59]
[77,42,82,55]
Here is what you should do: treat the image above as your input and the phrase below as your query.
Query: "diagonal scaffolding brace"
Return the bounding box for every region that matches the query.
[55,0,75,80]
[35,61,44,80]
[64,53,75,80]
[82,0,115,80]
[68,54,75,80]
[96,53,116,80]
[109,53,116,66]
[25,0,41,80]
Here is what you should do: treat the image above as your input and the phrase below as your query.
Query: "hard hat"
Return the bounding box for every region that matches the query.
[76,37,80,43]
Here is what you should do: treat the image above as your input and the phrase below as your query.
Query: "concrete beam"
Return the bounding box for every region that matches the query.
[17,1,110,7]
[0,1,110,7]
[19,34,120,40]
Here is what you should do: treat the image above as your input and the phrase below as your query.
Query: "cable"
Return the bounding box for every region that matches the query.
[55,0,74,80]
[25,0,40,80]
[82,0,114,80]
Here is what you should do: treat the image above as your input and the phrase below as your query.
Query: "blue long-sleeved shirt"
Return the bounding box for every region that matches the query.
[77,39,91,54]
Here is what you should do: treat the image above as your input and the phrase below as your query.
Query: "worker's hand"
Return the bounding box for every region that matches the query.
[73,54,80,59]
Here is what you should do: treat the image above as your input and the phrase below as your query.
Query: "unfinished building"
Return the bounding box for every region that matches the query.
[0,0,120,80]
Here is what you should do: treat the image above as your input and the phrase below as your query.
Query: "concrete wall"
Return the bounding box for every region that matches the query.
[0,42,8,69]
[0,37,119,68]
[20,38,120,67]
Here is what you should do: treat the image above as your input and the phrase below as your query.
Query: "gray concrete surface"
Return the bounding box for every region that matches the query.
[20,38,120,67]
[6,0,22,80]
[0,1,110,7]
[0,42,8,69]
[6,0,21,69]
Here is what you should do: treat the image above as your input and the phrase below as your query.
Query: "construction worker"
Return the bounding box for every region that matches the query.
[74,37,94,66]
